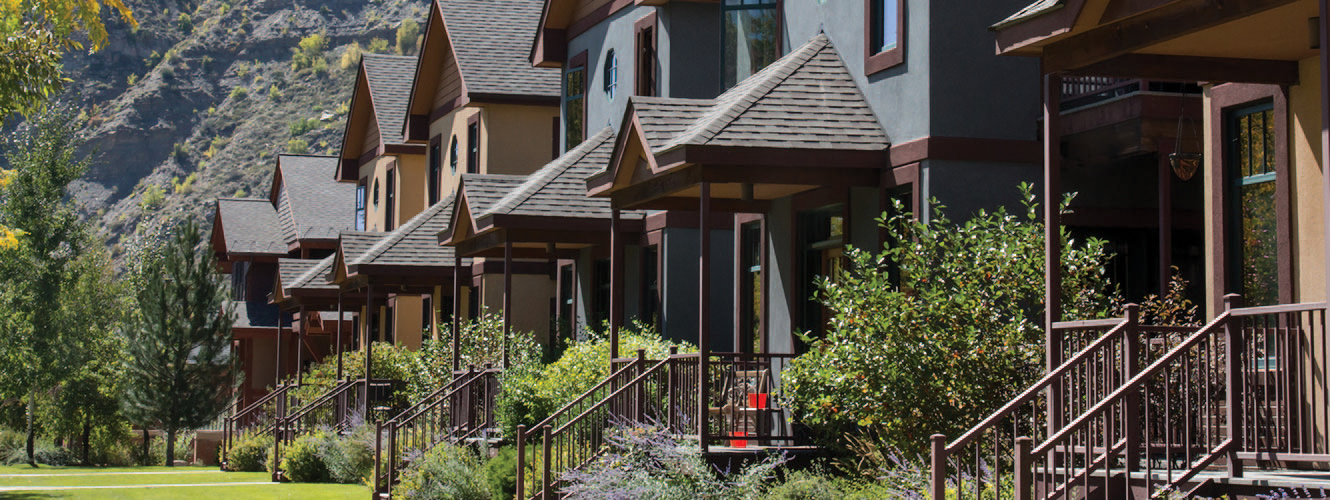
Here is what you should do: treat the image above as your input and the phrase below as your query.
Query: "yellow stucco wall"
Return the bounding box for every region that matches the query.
[394,295,424,351]
[478,270,556,345]
[427,103,559,201]
[429,106,481,199]
[1291,56,1327,305]
[356,153,427,232]
[1203,85,1217,317]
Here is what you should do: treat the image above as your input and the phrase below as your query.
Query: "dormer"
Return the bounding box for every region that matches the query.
[338,53,428,232]
[401,0,561,205]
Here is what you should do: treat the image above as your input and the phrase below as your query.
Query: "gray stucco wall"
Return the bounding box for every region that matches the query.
[765,198,795,355]
[921,159,1042,221]
[927,0,1041,140]
[660,227,735,351]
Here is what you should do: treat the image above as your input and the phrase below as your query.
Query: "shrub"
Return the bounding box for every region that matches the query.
[320,425,374,484]
[230,86,248,100]
[783,185,1122,454]
[282,432,330,483]
[289,117,319,137]
[139,184,165,210]
[368,38,390,53]
[127,73,138,86]
[396,444,490,500]
[291,32,328,72]
[287,138,309,155]
[226,432,270,472]
[3,434,76,466]
[767,469,848,500]
[177,13,193,32]
[340,42,363,70]
[483,446,517,500]
[396,18,421,55]
[289,343,419,416]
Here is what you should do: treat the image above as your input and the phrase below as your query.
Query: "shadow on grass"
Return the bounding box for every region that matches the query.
[0,493,60,500]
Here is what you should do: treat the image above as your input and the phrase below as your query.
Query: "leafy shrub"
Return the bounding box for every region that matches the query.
[767,469,848,500]
[340,42,363,70]
[783,185,1121,453]
[319,424,374,484]
[139,184,165,210]
[229,86,248,100]
[289,343,420,416]
[177,13,193,32]
[291,33,329,72]
[2,435,75,466]
[483,446,518,500]
[396,444,490,500]
[282,432,330,483]
[287,139,309,155]
[289,117,319,137]
[495,323,688,438]
[368,38,390,53]
[226,432,270,472]
[396,19,421,55]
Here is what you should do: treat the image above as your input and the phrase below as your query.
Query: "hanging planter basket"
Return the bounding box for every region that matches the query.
[1169,152,1202,181]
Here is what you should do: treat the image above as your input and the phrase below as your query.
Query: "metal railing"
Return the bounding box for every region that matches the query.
[1059,77,1201,111]
[221,384,293,468]
[373,366,500,498]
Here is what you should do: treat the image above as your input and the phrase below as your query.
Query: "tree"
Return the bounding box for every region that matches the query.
[122,221,236,466]
[783,185,1122,454]
[0,109,100,466]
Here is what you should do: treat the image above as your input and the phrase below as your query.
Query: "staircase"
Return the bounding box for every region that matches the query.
[221,384,294,470]
[929,296,1330,499]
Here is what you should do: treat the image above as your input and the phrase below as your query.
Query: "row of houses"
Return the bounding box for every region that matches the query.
[209,0,1330,497]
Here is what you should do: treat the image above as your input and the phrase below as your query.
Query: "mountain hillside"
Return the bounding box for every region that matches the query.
[20,0,429,261]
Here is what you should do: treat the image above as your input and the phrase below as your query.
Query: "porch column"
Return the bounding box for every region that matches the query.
[698,182,711,453]
[504,241,513,369]
[453,255,463,374]
[274,317,285,388]
[609,208,622,365]
[1320,0,1330,312]
[363,283,374,418]
[1158,143,1174,295]
[1043,72,1064,433]
[336,290,344,381]
[295,307,305,386]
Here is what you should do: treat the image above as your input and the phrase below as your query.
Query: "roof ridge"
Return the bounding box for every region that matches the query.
[676,34,830,147]
[291,255,335,288]
[487,127,614,216]
[352,195,453,265]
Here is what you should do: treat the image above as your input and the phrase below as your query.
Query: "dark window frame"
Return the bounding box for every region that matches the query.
[864,0,905,75]
[720,0,782,90]
[466,114,480,175]
[449,135,459,174]
[735,216,765,354]
[634,12,658,97]
[565,51,589,151]
[385,164,397,230]
[604,48,618,100]
[428,135,442,206]
[355,178,367,231]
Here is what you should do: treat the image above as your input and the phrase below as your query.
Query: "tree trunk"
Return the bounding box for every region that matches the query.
[141,428,149,466]
[165,429,174,467]
[81,419,91,466]
[26,388,35,467]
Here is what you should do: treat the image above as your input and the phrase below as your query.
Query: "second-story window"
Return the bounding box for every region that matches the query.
[428,138,441,206]
[604,49,618,101]
[466,117,480,174]
[355,178,367,231]
[565,53,587,150]
[385,168,396,229]
[449,135,459,174]
[635,13,658,97]
[865,0,904,74]
[722,0,779,89]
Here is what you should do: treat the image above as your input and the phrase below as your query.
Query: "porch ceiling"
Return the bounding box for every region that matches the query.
[1136,0,1317,62]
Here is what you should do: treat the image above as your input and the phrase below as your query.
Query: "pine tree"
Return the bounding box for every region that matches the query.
[122,220,236,466]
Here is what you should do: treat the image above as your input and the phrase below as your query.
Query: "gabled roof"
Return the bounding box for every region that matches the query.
[992,0,1063,29]
[349,195,464,269]
[228,300,281,330]
[271,155,355,245]
[213,198,286,257]
[483,128,640,220]
[458,174,528,216]
[278,258,320,290]
[290,255,338,291]
[361,54,418,146]
[438,0,559,98]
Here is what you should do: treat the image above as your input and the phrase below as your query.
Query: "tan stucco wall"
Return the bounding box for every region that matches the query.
[429,106,481,199]
[356,153,427,232]
[249,337,277,391]
[428,103,559,202]
[394,295,424,351]
[478,270,556,345]
[1291,56,1326,305]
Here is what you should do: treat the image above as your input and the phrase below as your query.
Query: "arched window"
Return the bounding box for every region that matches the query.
[604,49,618,100]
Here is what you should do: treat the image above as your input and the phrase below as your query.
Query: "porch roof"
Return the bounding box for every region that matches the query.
[227,300,280,331]
[349,196,465,272]
[440,128,645,257]
[584,33,891,211]
[991,0,1306,84]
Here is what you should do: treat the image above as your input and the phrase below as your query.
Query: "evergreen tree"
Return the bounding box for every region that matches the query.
[122,220,235,466]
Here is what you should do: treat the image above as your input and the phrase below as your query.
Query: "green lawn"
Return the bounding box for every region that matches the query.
[0,465,367,499]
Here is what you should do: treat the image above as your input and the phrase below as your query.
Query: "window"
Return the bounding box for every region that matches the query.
[428,138,441,206]
[738,221,762,353]
[635,13,658,97]
[865,0,904,74]
[422,296,433,335]
[385,168,396,229]
[558,263,575,342]
[1228,102,1278,307]
[466,116,480,174]
[372,178,380,206]
[797,205,845,349]
[722,0,779,89]
[355,179,367,231]
[592,258,610,326]
[565,52,587,150]
[603,49,617,101]
[449,135,459,174]
[640,245,659,328]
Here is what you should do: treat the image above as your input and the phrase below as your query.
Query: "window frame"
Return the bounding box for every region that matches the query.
[428,135,442,206]
[634,12,658,97]
[385,164,397,230]
[735,215,765,354]
[355,178,367,231]
[864,0,905,75]
[720,0,782,90]
[565,51,589,151]
[604,48,618,101]
[449,135,459,175]
[466,114,480,175]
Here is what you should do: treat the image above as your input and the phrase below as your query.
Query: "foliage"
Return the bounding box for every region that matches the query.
[226,432,270,472]
[1,434,74,466]
[396,443,490,500]
[122,220,235,466]
[176,12,191,32]
[319,423,374,484]
[288,117,319,137]
[172,173,196,194]
[282,432,331,483]
[482,446,517,500]
[367,38,390,53]
[229,86,248,99]
[291,32,328,73]
[0,1,136,119]
[289,343,419,412]
[339,41,362,70]
[783,185,1122,454]
[395,18,420,55]
[494,322,690,439]
[287,138,309,154]
[560,422,787,500]
[139,183,165,210]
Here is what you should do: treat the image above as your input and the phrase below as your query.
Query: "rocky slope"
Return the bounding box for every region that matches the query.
[28,0,428,260]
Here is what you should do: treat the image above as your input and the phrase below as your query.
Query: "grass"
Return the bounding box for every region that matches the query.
[0,465,367,499]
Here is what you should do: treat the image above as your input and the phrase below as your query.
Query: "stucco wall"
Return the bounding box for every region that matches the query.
[478,269,556,344]
[429,106,481,199]
[1291,56,1327,305]
[482,103,561,176]
[356,153,427,232]
[660,227,735,351]
[394,295,424,351]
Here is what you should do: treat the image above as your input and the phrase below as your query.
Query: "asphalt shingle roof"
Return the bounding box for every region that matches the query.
[290,255,338,291]
[459,174,527,216]
[338,232,386,271]
[485,128,643,220]
[993,0,1063,29]
[279,258,319,289]
[352,196,464,267]
[216,198,286,255]
[361,54,417,146]
[227,300,280,329]
[439,0,560,98]
[275,155,356,244]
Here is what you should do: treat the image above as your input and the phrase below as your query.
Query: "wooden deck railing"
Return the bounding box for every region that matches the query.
[221,384,293,468]
[373,366,500,498]
[929,297,1330,499]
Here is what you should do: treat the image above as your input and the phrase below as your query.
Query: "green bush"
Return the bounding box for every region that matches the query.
[2,435,75,466]
[396,444,490,500]
[767,469,848,500]
[291,33,329,72]
[226,432,270,472]
[287,138,309,155]
[483,446,517,500]
[320,426,374,484]
[289,117,318,137]
[282,432,330,483]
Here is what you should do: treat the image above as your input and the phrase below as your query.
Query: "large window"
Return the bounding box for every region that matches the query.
[722,0,779,89]
[466,117,480,174]
[1229,102,1278,307]
[564,55,586,150]
[797,205,844,350]
[428,138,441,206]
[738,221,762,353]
[592,258,610,326]
[865,0,904,74]
[355,179,367,231]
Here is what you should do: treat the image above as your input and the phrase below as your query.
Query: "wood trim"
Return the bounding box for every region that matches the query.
[406,114,430,143]
[532,28,567,68]
[889,136,1042,166]
[470,260,554,276]
[568,50,589,147]
[993,0,1085,55]
[1071,54,1300,86]
[469,93,562,107]
[429,96,470,122]
[642,211,736,231]
[338,159,359,182]
[634,11,659,97]
[864,0,905,76]
[1208,83,1292,311]
[568,0,635,39]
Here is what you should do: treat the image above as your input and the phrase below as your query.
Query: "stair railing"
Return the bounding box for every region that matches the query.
[221,384,292,468]
[373,366,498,498]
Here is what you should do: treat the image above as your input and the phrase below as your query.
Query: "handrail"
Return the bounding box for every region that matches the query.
[947,318,1130,452]
[283,379,357,425]
[527,360,645,432]
[1051,317,1123,330]
[1228,301,1326,317]
[375,369,497,497]
[1032,310,1231,456]
[551,357,672,436]
[388,370,490,427]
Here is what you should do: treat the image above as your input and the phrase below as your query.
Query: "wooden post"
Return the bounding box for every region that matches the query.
[1122,303,1141,485]
[1014,436,1033,500]
[1223,293,1243,477]
[1320,0,1330,347]
[453,255,462,374]
[930,434,947,500]
[336,290,344,381]
[610,208,623,369]
[274,318,285,391]
[542,425,553,500]
[1043,72,1065,435]
[364,283,374,418]
[373,420,383,494]
[1158,143,1175,295]
[515,424,526,500]
[698,182,711,453]
[295,307,305,387]
[504,241,513,369]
